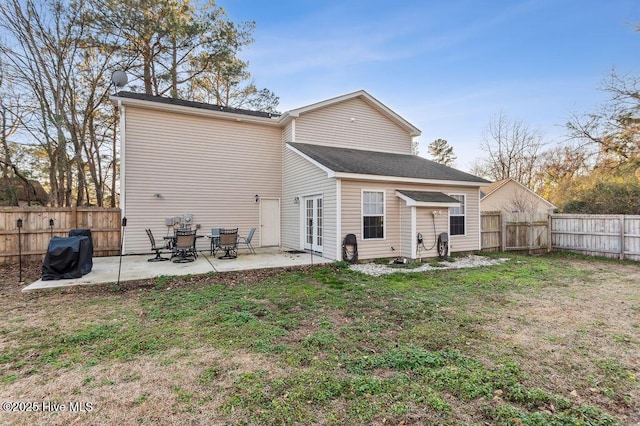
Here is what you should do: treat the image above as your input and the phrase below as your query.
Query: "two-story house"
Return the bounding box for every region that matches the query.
[111,90,489,261]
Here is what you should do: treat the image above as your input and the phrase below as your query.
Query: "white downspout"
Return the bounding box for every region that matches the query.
[477,188,482,250]
[411,206,417,260]
[336,178,341,261]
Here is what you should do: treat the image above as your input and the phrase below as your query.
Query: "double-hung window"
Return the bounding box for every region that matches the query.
[449,194,465,236]
[363,190,384,239]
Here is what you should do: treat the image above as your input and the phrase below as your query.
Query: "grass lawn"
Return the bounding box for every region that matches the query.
[0,253,638,425]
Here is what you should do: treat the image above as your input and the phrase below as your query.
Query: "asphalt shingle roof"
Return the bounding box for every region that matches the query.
[396,190,461,203]
[114,91,280,119]
[288,143,489,184]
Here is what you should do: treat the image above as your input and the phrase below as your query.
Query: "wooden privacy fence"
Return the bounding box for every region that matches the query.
[551,214,640,261]
[481,211,550,254]
[0,206,121,264]
[481,212,640,261]
[480,211,502,251]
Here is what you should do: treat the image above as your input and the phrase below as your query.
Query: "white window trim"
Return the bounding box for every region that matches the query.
[299,192,324,250]
[361,189,386,240]
[448,193,466,237]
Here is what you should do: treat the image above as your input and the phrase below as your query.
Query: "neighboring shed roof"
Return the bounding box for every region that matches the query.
[480,178,557,209]
[113,91,280,119]
[287,143,490,185]
[480,179,510,198]
[395,190,461,207]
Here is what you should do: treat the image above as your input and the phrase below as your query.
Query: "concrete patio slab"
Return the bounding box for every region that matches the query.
[22,248,332,292]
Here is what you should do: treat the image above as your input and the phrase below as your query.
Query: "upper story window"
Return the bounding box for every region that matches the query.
[363,190,385,239]
[449,194,465,236]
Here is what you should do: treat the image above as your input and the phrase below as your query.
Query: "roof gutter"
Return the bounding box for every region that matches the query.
[333,172,491,187]
[109,94,281,127]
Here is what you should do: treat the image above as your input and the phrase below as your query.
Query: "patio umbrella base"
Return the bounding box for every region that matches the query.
[148,257,169,262]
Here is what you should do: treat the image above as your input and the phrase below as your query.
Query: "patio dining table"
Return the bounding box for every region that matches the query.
[205,234,220,255]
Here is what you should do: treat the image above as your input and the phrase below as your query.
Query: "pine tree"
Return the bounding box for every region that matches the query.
[428,139,456,167]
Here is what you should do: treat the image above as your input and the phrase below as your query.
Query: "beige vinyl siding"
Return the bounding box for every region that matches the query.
[295,98,413,154]
[399,204,412,259]
[282,148,337,259]
[341,180,481,259]
[123,106,282,254]
[444,187,481,252]
[341,181,400,259]
[415,208,449,258]
[282,122,293,144]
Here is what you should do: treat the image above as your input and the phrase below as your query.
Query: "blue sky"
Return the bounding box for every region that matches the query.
[217,0,639,171]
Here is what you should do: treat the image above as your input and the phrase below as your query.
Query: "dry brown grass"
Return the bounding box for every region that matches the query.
[0,257,638,425]
[1,347,285,426]
[473,260,640,422]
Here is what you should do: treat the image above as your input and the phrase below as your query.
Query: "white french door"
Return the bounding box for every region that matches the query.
[304,195,323,253]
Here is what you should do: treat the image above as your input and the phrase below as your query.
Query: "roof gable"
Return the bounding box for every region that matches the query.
[482,178,556,209]
[280,90,420,137]
[481,179,510,198]
[288,143,489,186]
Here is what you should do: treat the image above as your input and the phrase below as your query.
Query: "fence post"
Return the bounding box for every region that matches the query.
[500,211,506,252]
[71,204,77,229]
[620,215,625,260]
[547,214,553,253]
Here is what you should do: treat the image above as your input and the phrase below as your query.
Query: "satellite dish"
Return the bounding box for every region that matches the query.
[111,70,128,89]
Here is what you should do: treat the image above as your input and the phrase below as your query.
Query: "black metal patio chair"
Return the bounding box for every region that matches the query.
[217,228,238,259]
[145,228,170,262]
[170,229,197,263]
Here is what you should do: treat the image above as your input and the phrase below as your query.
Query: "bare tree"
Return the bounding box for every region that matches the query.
[0,61,25,180]
[0,0,280,208]
[0,0,119,206]
[504,188,537,214]
[553,68,640,213]
[0,0,72,205]
[0,67,42,205]
[566,70,640,165]
[475,112,545,188]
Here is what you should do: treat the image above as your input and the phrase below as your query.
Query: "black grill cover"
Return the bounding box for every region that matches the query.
[68,228,93,274]
[42,236,91,280]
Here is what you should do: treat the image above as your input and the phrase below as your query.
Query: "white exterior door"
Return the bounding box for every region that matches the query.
[304,195,323,253]
[260,198,280,247]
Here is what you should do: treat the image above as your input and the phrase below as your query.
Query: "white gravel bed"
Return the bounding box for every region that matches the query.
[349,254,509,276]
